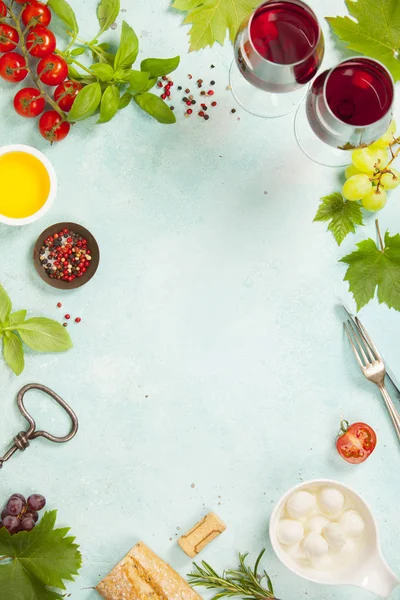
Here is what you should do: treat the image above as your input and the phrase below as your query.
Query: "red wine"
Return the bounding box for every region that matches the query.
[326,58,393,127]
[250,1,320,65]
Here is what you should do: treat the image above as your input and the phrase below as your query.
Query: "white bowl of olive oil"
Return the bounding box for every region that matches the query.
[0,144,57,226]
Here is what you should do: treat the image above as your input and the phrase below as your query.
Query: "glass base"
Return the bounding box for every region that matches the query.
[294,99,352,167]
[229,60,308,118]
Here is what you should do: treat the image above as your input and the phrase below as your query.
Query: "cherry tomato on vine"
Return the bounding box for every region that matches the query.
[14,0,32,3]
[0,24,19,53]
[336,421,377,464]
[14,87,45,118]
[21,1,51,27]
[0,2,7,18]
[54,80,82,112]
[39,110,70,143]
[26,25,56,58]
[37,54,68,86]
[0,52,28,82]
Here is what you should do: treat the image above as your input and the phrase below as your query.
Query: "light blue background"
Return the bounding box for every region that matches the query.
[0,1,399,599]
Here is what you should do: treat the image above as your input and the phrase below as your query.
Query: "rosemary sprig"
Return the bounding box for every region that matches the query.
[187,549,277,600]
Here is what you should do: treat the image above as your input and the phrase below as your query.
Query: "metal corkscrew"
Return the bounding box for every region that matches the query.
[0,383,79,469]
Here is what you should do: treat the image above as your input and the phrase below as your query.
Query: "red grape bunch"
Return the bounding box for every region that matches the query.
[0,493,46,535]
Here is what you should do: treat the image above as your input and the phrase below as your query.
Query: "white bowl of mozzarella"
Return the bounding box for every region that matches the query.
[269,479,398,594]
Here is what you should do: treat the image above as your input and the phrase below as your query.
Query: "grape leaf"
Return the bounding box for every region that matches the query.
[326,0,400,82]
[172,0,257,51]
[314,192,364,246]
[340,231,400,311]
[0,510,82,600]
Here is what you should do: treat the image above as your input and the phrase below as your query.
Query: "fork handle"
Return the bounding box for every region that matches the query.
[379,385,400,440]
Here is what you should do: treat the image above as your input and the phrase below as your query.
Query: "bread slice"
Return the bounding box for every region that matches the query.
[96,541,202,600]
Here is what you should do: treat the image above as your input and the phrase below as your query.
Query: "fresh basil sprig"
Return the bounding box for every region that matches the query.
[0,283,72,376]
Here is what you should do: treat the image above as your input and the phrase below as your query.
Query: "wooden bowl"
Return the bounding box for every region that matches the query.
[33,222,100,290]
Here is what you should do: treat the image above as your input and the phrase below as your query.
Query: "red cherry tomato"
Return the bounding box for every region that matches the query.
[26,25,56,58]
[53,79,82,112]
[0,2,7,18]
[21,1,51,27]
[39,110,70,143]
[14,87,45,118]
[336,421,377,464]
[0,24,19,53]
[37,54,68,86]
[0,52,28,82]
[15,0,32,3]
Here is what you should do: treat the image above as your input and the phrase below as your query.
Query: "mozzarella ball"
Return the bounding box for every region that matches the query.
[302,532,329,557]
[339,510,365,538]
[322,523,347,551]
[305,515,329,534]
[286,491,317,519]
[339,538,357,559]
[318,487,345,517]
[311,554,333,570]
[277,519,304,545]
[286,542,309,563]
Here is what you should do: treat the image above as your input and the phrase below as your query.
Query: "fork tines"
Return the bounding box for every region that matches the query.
[344,318,380,368]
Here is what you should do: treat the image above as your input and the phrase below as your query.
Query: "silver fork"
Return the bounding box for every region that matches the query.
[344,317,400,440]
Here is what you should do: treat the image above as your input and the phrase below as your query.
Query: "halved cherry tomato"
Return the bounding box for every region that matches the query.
[14,87,45,118]
[0,52,28,82]
[0,24,19,53]
[336,421,377,464]
[26,25,56,58]
[21,1,51,27]
[0,2,7,18]
[54,80,82,112]
[39,110,70,143]
[37,54,68,86]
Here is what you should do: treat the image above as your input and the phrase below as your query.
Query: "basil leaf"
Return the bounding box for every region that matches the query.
[142,77,157,92]
[90,63,114,81]
[68,65,83,80]
[71,47,85,57]
[3,333,24,376]
[98,84,120,123]
[140,56,180,78]
[134,93,176,124]
[93,42,115,65]
[119,92,131,109]
[114,21,138,70]
[0,283,12,324]
[9,310,27,327]
[113,68,133,83]
[17,318,72,353]
[97,0,120,35]
[129,70,151,93]
[68,82,102,121]
[48,0,79,36]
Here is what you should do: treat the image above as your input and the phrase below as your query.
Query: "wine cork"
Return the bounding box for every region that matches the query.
[178,512,226,558]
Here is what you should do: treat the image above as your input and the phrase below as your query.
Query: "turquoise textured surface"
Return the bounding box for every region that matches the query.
[0,1,400,598]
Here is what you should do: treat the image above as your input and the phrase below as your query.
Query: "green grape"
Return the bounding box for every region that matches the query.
[372,120,397,149]
[342,174,372,201]
[345,164,362,179]
[352,147,388,174]
[380,168,400,190]
[362,188,387,212]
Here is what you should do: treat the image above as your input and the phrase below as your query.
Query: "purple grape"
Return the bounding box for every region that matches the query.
[3,515,20,534]
[27,494,46,512]
[10,493,26,504]
[20,517,35,532]
[1,508,8,520]
[6,497,24,516]
[25,511,39,523]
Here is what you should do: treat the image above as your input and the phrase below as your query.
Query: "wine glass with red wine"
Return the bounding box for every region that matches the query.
[295,57,395,166]
[230,0,324,118]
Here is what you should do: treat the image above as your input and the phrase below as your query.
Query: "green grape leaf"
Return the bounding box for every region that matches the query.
[326,0,400,82]
[47,0,79,36]
[172,0,256,51]
[114,21,139,70]
[3,333,24,376]
[16,318,73,353]
[90,62,114,81]
[119,92,132,109]
[140,56,180,77]
[97,0,120,35]
[340,231,400,311]
[134,92,176,124]
[0,282,11,324]
[8,309,27,326]
[129,70,152,93]
[0,510,82,600]
[68,82,102,120]
[314,192,364,246]
[98,84,120,123]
